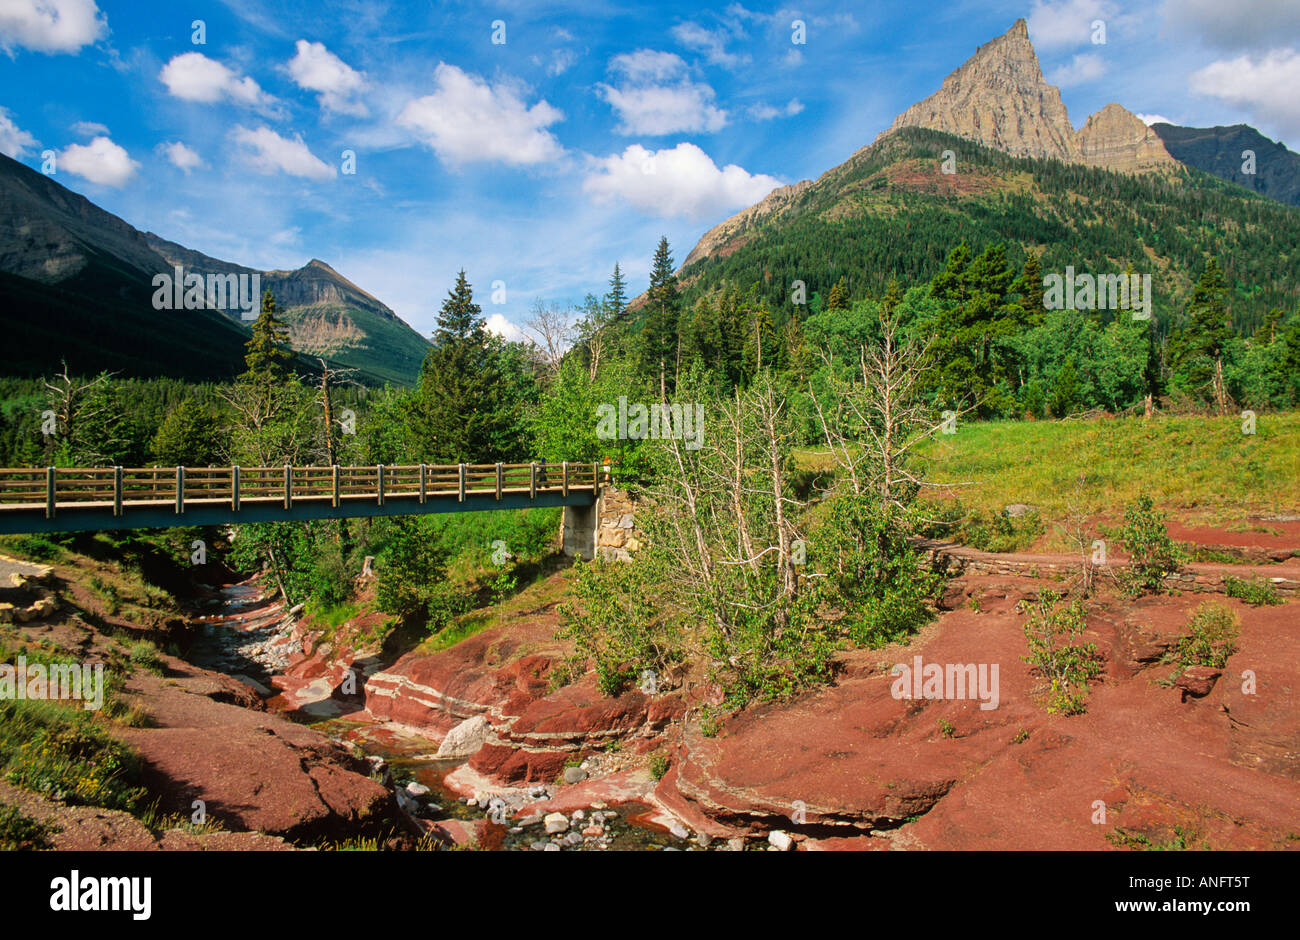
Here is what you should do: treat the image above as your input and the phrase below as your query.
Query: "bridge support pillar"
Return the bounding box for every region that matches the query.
[561,501,597,561]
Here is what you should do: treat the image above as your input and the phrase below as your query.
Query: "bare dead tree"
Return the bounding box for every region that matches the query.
[812,304,976,510]
[644,373,806,636]
[43,361,119,463]
[317,357,360,465]
[522,299,575,382]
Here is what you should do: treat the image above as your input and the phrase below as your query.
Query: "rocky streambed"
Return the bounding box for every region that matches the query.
[187,574,750,851]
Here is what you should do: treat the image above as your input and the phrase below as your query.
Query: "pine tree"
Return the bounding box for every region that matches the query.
[243,289,295,382]
[433,269,487,346]
[642,237,680,398]
[415,271,534,462]
[1014,252,1046,327]
[605,263,628,321]
[825,276,850,311]
[1171,258,1233,411]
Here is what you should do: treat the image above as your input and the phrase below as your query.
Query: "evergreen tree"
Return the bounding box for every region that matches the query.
[243,289,295,382]
[605,263,628,321]
[1014,252,1047,327]
[825,276,850,311]
[1171,258,1233,411]
[150,398,223,466]
[642,237,681,398]
[415,271,534,461]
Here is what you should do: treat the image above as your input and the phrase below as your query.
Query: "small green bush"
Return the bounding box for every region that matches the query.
[1021,590,1104,715]
[1171,603,1239,670]
[1223,576,1281,607]
[1117,496,1185,595]
[0,804,52,850]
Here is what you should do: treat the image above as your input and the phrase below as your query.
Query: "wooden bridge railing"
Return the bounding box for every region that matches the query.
[0,462,603,519]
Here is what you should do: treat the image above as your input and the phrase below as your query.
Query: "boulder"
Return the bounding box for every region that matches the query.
[1175,666,1221,699]
[437,715,491,759]
[544,812,570,834]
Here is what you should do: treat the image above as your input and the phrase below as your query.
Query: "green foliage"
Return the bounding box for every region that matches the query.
[560,558,675,697]
[150,397,223,466]
[412,271,536,462]
[371,515,454,620]
[1020,590,1104,715]
[0,697,146,811]
[1222,576,1281,606]
[1117,496,1185,595]
[126,640,164,675]
[0,803,53,849]
[647,752,669,780]
[1170,603,1239,670]
[923,501,1044,553]
[242,289,295,383]
[817,495,942,646]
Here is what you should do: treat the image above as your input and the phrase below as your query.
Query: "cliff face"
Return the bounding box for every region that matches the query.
[877,19,1081,163]
[1076,103,1177,174]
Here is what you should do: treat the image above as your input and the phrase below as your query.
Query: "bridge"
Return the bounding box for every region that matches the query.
[0,463,607,557]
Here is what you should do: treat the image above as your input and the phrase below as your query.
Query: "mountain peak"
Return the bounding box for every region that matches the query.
[876,19,1081,162]
[1076,102,1177,173]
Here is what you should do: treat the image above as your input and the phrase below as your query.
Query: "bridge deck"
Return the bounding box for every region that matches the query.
[0,462,602,534]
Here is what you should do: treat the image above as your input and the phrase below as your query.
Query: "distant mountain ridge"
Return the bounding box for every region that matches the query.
[0,152,428,384]
[1150,123,1300,208]
[681,18,1297,279]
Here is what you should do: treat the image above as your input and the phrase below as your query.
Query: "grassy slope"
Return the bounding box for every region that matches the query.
[922,412,1300,523]
[796,412,1300,525]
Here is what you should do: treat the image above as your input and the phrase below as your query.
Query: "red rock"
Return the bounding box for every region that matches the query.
[661,590,1300,850]
[1175,666,1221,699]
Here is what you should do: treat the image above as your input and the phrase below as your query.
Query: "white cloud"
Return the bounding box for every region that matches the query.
[70,120,108,137]
[159,140,203,172]
[1049,52,1107,86]
[159,52,276,108]
[1134,113,1174,126]
[397,63,564,166]
[533,47,577,76]
[671,22,750,68]
[0,0,105,54]
[286,40,367,116]
[1190,48,1300,139]
[583,142,781,221]
[1028,0,1116,50]
[597,50,726,135]
[58,136,138,187]
[1162,0,1300,52]
[748,98,804,121]
[232,125,336,181]
[485,313,524,342]
[0,107,38,157]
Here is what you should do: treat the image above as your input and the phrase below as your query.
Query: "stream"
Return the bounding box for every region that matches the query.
[187,577,696,851]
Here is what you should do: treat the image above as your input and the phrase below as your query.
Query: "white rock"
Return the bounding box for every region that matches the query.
[572,809,586,821]
[669,823,689,840]
[437,715,491,759]
[405,782,431,797]
[767,830,794,851]
[544,812,570,834]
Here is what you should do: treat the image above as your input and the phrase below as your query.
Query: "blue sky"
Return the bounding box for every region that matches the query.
[2,0,1299,339]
